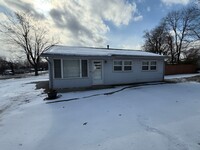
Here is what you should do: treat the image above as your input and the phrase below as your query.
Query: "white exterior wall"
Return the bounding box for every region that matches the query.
[49,57,93,89]
[49,56,164,89]
[104,58,164,85]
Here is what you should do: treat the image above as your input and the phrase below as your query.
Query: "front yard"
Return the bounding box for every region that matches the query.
[0,74,200,150]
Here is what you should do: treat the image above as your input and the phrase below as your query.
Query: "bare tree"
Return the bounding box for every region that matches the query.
[164,6,199,63]
[187,7,200,41]
[143,22,177,64]
[0,12,57,76]
[0,56,7,74]
[183,47,199,64]
[165,34,176,64]
[0,56,18,75]
[143,22,169,55]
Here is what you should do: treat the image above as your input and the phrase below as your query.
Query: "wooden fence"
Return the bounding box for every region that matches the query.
[165,64,197,75]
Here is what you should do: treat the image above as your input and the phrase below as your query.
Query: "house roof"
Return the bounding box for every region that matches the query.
[42,45,165,58]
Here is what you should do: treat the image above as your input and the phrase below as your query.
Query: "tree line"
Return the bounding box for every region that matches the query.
[143,5,200,64]
[0,56,48,75]
[0,12,57,76]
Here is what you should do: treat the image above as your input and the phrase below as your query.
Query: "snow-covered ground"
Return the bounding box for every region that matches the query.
[165,73,200,79]
[0,74,200,150]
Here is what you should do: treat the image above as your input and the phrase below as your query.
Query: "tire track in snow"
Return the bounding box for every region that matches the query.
[0,95,30,121]
[46,82,165,104]
[137,115,189,150]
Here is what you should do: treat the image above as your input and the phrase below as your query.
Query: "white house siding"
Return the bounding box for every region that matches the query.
[48,57,93,89]
[103,58,164,85]
[48,56,164,89]
[53,78,92,89]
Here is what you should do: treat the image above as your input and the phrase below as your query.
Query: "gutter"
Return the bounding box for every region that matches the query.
[41,53,166,59]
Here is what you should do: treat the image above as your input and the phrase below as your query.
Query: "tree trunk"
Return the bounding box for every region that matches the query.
[177,51,181,64]
[34,65,38,76]
[9,62,15,75]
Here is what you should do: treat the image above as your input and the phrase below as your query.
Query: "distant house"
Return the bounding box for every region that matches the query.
[41,45,165,89]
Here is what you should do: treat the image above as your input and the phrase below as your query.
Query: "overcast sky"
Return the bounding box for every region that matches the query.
[0,0,196,57]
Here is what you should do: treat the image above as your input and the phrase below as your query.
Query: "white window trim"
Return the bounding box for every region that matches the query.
[142,61,149,71]
[142,60,157,71]
[124,60,133,71]
[63,59,81,79]
[113,60,133,72]
[53,58,89,79]
[150,61,157,71]
[113,60,123,71]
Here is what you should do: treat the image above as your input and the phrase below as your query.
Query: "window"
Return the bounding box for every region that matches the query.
[142,61,157,71]
[63,60,80,78]
[81,60,88,77]
[142,61,149,70]
[61,59,88,78]
[113,60,132,71]
[150,61,157,70]
[124,61,132,71]
[114,61,123,71]
[54,59,61,78]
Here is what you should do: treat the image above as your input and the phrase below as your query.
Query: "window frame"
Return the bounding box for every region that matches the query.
[113,60,123,71]
[81,60,89,77]
[113,60,133,72]
[124,60,133,71]
[142,60,157,71]
[142,61,149,71]
[53,59,62,79]
[53,58,89,79]
[150,61,157,71]
[63,59,81,78]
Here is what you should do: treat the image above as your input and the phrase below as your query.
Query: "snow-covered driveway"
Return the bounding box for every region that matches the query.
[0,74,48,117]
[0,74,200,150]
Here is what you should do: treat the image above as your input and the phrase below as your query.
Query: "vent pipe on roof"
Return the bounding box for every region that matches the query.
[107,45,109,49]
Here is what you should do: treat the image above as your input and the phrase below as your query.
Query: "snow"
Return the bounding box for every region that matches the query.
[165,73,200,79]
[0,74,48,117]
[1,74,200,150]
[42,45,164,57]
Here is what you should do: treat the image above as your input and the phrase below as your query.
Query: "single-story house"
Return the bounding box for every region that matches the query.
[41,45,165,89]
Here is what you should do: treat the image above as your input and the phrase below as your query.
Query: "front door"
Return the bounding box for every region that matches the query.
[92,60,103,85]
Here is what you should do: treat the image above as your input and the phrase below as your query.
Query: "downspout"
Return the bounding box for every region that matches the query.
[45,57,53,89]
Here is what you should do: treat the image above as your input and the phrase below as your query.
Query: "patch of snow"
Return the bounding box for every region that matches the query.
[0,73,48,118]
[165,73,200,79]
[42,45,164,57]
[0,75,200,150]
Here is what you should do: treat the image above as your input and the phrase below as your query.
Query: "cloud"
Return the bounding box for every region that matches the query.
[107,34,143,50]
[133,15,143,21]
[161,0,191,5]
[88,0,137,26]
[122,44,142,50]
[49,0,139,46]
[0,0,140,50]
[3,0,45,19]
[136,0,145,3]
